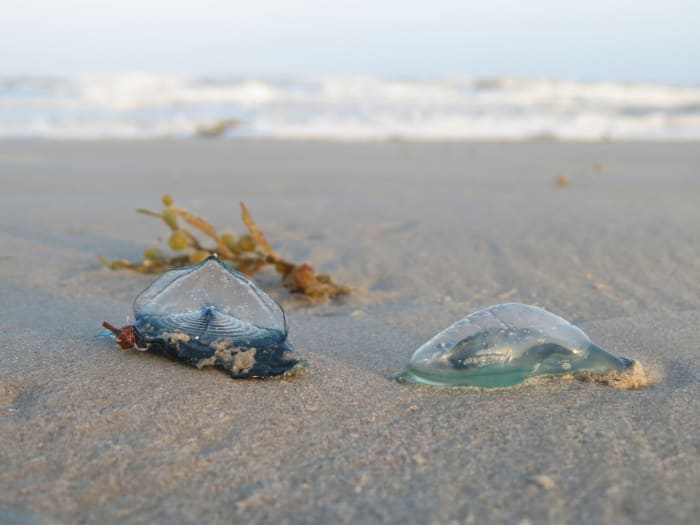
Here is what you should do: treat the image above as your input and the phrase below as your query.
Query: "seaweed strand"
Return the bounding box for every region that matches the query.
[101,195,350,302]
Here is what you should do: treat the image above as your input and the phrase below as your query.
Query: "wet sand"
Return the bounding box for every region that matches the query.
[1,140,699,524]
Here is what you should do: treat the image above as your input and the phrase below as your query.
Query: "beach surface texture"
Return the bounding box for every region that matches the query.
[1,140,698,524]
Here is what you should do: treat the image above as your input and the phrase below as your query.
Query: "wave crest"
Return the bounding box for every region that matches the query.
[2,75,700,140]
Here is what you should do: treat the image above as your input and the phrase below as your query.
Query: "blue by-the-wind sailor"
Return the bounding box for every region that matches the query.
[102,255,300,378]
[400,303,646,388]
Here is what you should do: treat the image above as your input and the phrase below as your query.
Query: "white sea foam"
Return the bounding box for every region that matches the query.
[1,75,700,140]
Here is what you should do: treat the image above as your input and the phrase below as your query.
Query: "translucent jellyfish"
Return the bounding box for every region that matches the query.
[400,303,642,388]
[102,256,299,378]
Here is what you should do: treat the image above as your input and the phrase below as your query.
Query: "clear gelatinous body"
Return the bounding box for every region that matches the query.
[104,256,298,378]
[401,303,635,388]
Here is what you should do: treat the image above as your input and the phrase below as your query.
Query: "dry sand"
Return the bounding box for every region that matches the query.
[0,140,698,524]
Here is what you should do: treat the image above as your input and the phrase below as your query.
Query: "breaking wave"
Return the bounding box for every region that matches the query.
[1,75,700,140]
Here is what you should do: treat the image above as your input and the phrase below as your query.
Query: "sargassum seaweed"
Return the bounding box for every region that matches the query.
[100,195,350,302]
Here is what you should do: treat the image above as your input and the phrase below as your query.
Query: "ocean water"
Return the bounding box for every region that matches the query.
[1,75,700,140]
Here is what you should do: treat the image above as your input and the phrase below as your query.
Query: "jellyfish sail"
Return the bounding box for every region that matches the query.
[401,303,641,388]
[101,256,299,378]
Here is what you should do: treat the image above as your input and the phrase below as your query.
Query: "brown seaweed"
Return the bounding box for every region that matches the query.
[555,173,570,187]
[100,195,350,302]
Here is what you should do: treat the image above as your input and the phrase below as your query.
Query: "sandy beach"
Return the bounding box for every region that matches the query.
[1,140,698,524]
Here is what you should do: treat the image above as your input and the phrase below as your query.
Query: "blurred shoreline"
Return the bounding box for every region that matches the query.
[2,75,700,140]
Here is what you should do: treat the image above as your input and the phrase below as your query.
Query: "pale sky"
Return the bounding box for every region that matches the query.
[2,0,698,83]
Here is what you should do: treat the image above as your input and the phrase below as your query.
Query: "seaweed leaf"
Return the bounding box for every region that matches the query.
[240,201,276,257]
[136,208,163,218]
[170,207,219,241]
